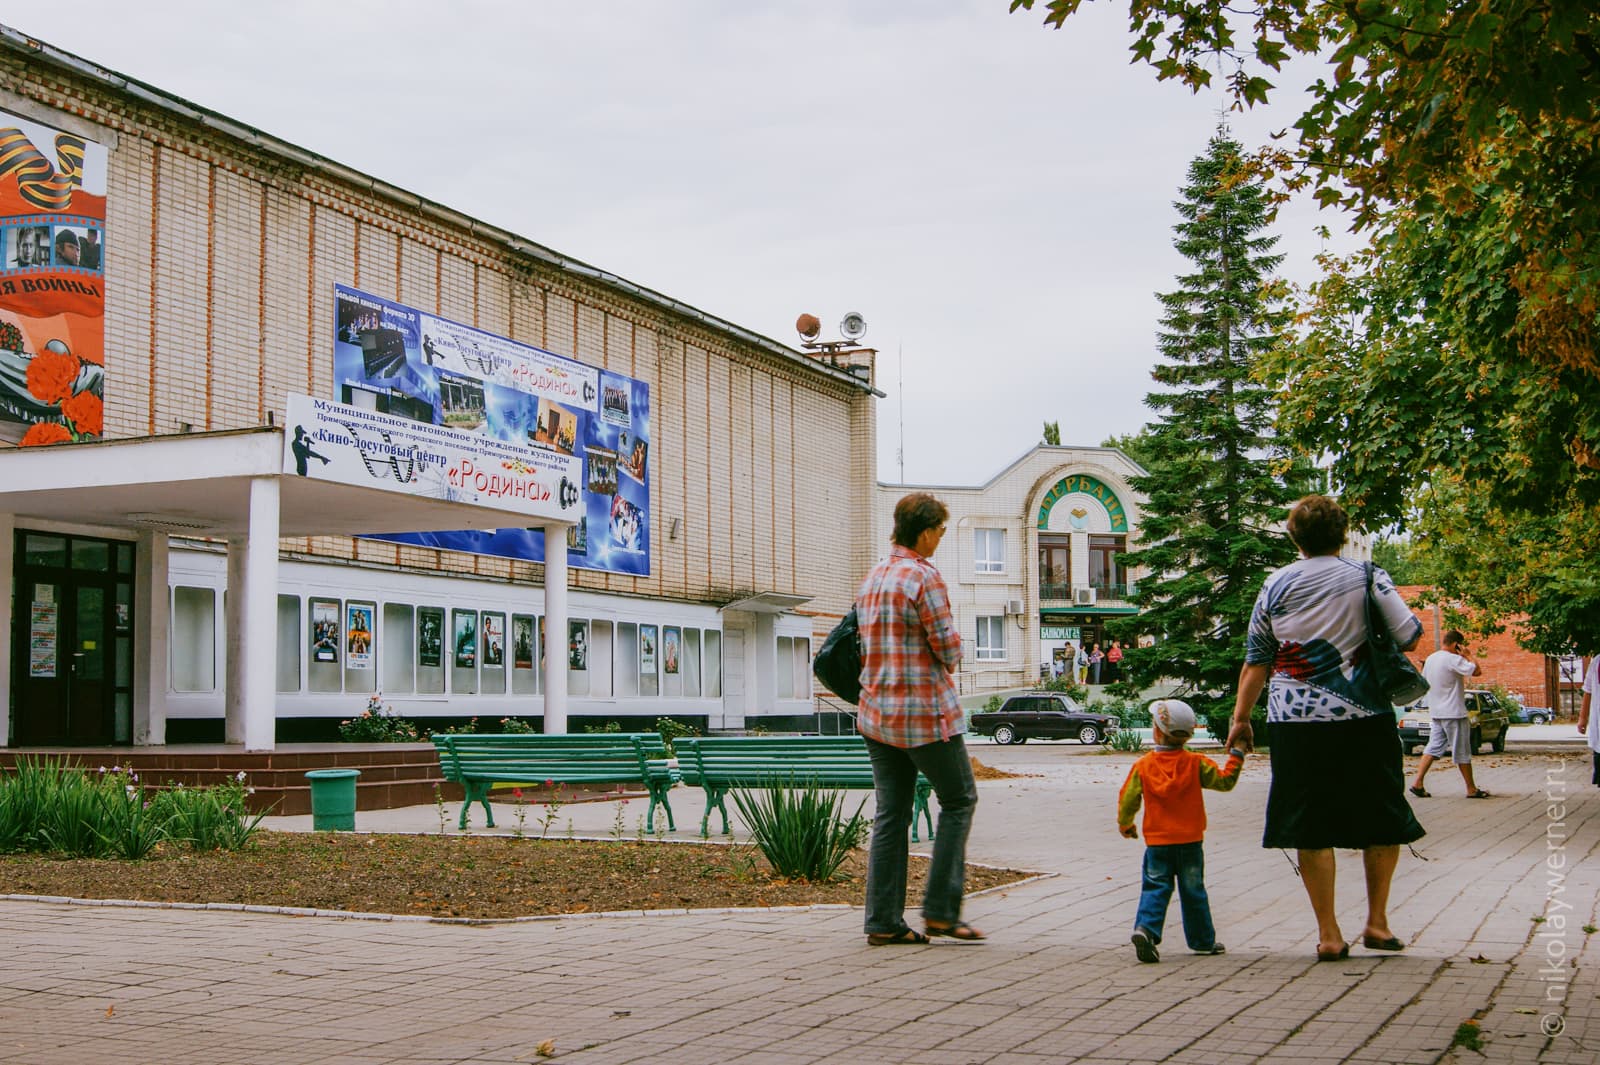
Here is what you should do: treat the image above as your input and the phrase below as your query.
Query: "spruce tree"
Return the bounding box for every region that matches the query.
[1115,130,1307,713]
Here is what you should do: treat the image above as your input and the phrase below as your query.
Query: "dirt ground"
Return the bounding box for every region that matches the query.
[0,831,1035,920]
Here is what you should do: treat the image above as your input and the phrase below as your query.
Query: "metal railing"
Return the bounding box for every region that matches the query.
[1038,582,1133,602]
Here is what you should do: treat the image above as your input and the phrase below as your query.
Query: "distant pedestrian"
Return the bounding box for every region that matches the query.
[1074,643,1089,685]
[1118,699,1245,963]
[1088,643,1104,684]
[1409,630,1490,799]
[1107,640,1124,682]
[1580,656,1600,788]
[856,492,983,945]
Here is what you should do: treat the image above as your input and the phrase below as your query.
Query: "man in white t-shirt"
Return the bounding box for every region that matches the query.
[1578,656,1600,787]
[1409,630,1489,798]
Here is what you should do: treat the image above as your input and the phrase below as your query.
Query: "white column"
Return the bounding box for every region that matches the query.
[0,511,12,747]
[225,477,279,750]
[753,612,777,715]
[542,524,568,734]
[132,529,169,745]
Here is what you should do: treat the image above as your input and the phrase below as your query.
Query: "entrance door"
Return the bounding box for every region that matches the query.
[11,532,135,746]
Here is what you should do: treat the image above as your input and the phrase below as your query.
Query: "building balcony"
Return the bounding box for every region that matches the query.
[1038,582,1135,606]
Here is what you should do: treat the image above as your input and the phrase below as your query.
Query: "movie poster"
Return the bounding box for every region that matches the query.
[513,616,534,671]
[1,109,108,446]
[568,620,588,671]
[332,285,651,575]
[453,610,477,670]
[640,624,657,675]
[418,607,443,668]
[483,613,504,667]
[311,600,340,664]
[346,604,373,669]
[663,626,680,675]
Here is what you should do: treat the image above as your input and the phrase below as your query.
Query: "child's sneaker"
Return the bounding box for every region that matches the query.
[1131,930,1160,964]
[1195,943,1226,955]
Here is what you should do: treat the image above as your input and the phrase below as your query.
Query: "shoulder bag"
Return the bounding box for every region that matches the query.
[1364,562,1429,705]
[813,606,863,705]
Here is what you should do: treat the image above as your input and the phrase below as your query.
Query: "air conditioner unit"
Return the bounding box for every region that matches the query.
[1004,598,1024,616]
[1073,587,1097,607]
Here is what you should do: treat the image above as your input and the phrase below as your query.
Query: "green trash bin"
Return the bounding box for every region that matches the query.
[305,769,361,831]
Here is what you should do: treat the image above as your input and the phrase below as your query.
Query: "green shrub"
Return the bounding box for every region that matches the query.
[497,717,537,734]
[581,720,623,734]
[338,700,421,742]
[982,695,1003,713]
[1204,708,1268,749]
[655,717,701,757]
[38,769,108,858]
[731,776,869,882]
[1038,676,1088,699]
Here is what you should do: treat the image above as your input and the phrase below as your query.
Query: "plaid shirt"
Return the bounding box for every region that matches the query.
[855,545,964,748]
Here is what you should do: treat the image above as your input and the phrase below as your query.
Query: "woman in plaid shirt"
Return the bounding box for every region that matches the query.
[857,493,984,945]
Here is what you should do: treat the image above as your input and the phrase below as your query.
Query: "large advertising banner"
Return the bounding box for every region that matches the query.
[331,285,651,575]
[0,109,107,446]
[282,392,582,525]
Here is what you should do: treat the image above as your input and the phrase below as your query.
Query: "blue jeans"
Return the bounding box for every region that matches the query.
[1134,841,1216,950]
[862,734,978,934]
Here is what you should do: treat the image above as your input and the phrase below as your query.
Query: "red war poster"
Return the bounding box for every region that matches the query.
[0,108,107,446]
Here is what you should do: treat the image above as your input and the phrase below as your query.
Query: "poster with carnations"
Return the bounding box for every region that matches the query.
[0,108,107,446]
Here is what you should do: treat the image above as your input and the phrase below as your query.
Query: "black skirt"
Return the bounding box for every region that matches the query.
[1264,711,1425,850]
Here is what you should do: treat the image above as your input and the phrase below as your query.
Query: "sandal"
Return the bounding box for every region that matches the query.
[1466,790,1493,799]
[1362,935,1405,951]
[925,921,987,943]
[1408,786,1430,798]
[1316,943,1350,962]
[867,927,929,946]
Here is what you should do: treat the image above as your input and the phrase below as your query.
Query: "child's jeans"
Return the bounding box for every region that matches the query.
[1134,841,1216,950]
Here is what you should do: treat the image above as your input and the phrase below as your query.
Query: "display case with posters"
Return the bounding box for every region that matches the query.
[452,609,478,694]
[481,612,505,695]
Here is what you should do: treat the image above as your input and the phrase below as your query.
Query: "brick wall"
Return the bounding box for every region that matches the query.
[1398,587,1559,709]
[1,51,876,644]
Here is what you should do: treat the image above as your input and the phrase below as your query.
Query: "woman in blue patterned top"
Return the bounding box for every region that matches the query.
[1226,495,1424,961]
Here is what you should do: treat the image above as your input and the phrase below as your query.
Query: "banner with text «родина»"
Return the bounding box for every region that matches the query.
[0,108,108,446]
[330,284,653,575]
[282,393,583,526]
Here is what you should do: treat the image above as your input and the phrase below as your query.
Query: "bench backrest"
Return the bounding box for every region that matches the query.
[433,733,666,784]
[675,735,876,787]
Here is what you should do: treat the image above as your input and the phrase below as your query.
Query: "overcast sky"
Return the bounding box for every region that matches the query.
[13,0,1346,486]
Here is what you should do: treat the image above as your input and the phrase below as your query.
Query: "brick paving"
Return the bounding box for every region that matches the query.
[0,738,1595,1063]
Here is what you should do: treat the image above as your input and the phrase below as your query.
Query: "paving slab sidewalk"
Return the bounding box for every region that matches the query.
[0,743,1594,1063]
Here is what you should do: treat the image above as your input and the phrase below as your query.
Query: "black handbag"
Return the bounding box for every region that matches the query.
[1364,563,1429,705]
[813,606,863,705]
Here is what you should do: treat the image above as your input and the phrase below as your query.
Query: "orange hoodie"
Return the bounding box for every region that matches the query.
[1117,747,1243,846]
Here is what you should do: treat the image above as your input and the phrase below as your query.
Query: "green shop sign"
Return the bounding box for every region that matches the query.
[1037,474,1128,533]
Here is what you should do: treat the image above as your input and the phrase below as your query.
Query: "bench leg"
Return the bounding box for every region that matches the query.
[911,783,935,843]
[646,785,676,835]
[714,787,732,836]
[459,782,495,830]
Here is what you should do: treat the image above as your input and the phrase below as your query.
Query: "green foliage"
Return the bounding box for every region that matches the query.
[731,777,869,882]
[0,758,264,858]
[1042,420,1061,446]
[496,717,537,734]
[1101,428,1160,472]
[655,717,701,757]
[982,695,1003,713]
[1013,0,1600,654]
[581,720,623,734]
[1450,1021,1484,1052]
[1109,729,1146,753]
[1037,675,1087,699]
[339,700,421,743]
[1204,707,1269,751]
[1114,131,1306,700]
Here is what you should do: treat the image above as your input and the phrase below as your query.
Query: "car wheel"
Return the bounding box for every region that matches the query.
[994,724,1016,746]
[1078,725,1101,744]
[1492,729,1506,754]
[1532,712,1551,725]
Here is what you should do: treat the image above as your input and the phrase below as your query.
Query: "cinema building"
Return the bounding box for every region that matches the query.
[0,26,880,757]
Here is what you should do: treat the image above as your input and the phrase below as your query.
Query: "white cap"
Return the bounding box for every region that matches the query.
[1149,699,1197,736]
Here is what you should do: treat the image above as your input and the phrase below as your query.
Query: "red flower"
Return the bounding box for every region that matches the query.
[25,348,78,405]
[544,778,554,788]
[512,788,523,799]
[20,421,71,447]
[60,390,103,436]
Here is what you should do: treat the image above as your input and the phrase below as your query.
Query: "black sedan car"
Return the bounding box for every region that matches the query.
[969,692,1119,745]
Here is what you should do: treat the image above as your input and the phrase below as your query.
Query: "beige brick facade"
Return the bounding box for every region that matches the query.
[1,35,878,730]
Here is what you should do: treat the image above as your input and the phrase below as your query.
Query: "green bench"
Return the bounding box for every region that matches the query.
[432,733,677,832]
[674,735,934,841]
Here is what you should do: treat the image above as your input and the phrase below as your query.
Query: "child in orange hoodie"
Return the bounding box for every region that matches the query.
[1118,699,1245,963]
